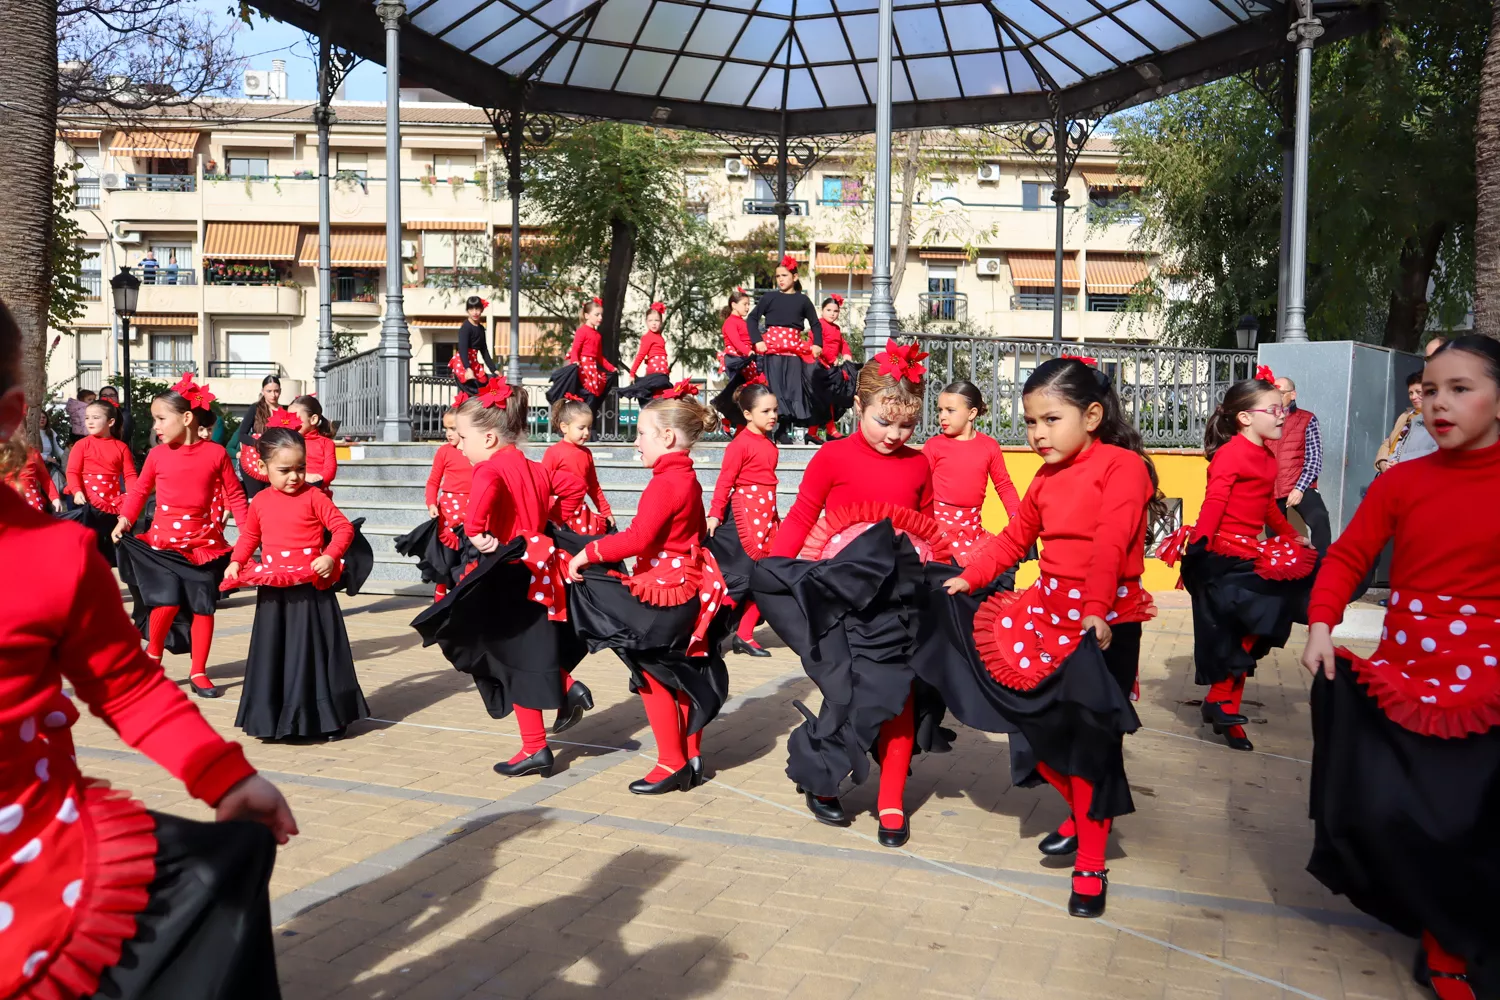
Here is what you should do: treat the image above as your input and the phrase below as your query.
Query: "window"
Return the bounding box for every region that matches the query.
[929,177,958,201]
[429,153,476,178]
[334,268,379,302]
[685,172,711,222]
[422,230,456,269]
[421,232,487,284]
[1088,294,1130,312]
[226,332,270,363]
[79,332,103,365]
[1015,289,1077,311]
[1022,181,1047,211]
[336,152,368,179]
[227,155,270,179]
[80,246,102,299]
[149,333,193,365]
[820,175,860,205]
[1088,189,1142,224]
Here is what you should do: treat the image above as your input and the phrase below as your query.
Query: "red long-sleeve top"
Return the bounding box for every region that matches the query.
[566,324,617,371]
[424,444,472,506]
[542,439,613,518]
[722,315,752,356]
[231,484,354,565]
[464,446,550,540]
[7,450,59,506]
[709,429,778,520]
[1190,433,1297,542]
[922,432,1021,517]
[772,432,934,558]
[119,440,248,525]
[65,435,137,495]
[960,442,1154,620]
[819,319,848,363]
[303,428,337,489]
[630,330,669,377]
[1309,441,1500,627]
[585,451,704,563]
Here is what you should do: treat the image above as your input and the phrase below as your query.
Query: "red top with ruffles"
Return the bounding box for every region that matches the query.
[1191,434,1297,542]
[709,430,778,520]
[6,451,58,511]
[586,451,704,564]
[961,442,1153,620]
[1309,440,1500,736]
[772,432,933,558]
[542,440,612,519]
[0,488,255,999]
[64,436,136,508]
[118,440,247,534]
[922,432,1021,517]
[819,320,847,363]
[721,315,751,357]
[303,428,337,491]
[465,446,549,541]
[423,444,472,506]
[630,330,669,377]
[566,325,617,372]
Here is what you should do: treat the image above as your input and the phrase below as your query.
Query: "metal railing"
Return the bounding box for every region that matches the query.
[77,362,103,393]
[132,359,194,378]
[207,361,281,379]
[130,266,196,286]
[742,199,808,216]
[76,178,100,208]
[80,269,101,299]
[1013,291,1077,311]
[918,291,967,323]
[324,349,382,438]
[124,173,196,192]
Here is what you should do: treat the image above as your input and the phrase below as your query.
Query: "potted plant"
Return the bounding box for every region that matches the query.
[293,169,314,180]
[448,175,466,187]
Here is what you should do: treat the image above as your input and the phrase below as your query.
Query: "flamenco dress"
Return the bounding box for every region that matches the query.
[923,432,1023,572]
[712,314,760,430]
[547,324,617,417]
[60,435,136,565]
[745,291,822,425]
[619,329,673,403]
[810,319,858,433]
[541,439,614,536]
[394,443,472,589]
[705,429,779,646]
[6,451,57,513]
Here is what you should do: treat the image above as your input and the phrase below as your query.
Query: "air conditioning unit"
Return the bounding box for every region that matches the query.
[977,257,1003,276]
[115,231,142,245]
[401,239,418,259]
[977,163,1002,183]
[101,172,126,191]
[724,157,749,178]
[242,70,270,97]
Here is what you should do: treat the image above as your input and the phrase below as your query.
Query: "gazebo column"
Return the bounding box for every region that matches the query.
[1281,0,1322,344]
[504,101,525,385]
[313,31,335,397]
[862,0,898,354]
[376,0,412,441]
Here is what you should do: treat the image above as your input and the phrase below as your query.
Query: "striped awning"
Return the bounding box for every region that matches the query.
[816,252,870,274]
[1081,170,1145,191]
[1007,251,1080,289]
[408,219,487,231]
[919,249,969,261]
[108,129,198,158]
[203,222,300,261]
[59,129,101,141]
[132,314,196,328]
[1085,255,1150,295]
[297,228,386,267]
[410,316,463,328]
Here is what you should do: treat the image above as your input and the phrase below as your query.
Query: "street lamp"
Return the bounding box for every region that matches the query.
[110,266,141,442]
[1234,314,1259,351]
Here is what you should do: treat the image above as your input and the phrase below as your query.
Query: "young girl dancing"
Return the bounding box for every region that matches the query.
[547,297,617,416]
[938,358,1161,917]
[752,341,959,847]
[412,378,593,774]
[0,299,297,1000]
[290,395,336,492]
[1301,336,1500,1000]
[542,398,614,535]
[746,257,821,443]
[222,419,370,741]
[395,401,472,600]
[806,294,856,445]
[621,302,673,403]
[712,288,758,430]
[112,375,248,699]
[707,382,780,658]
[564,389,734,794]
[924,380,1022,562]
[62,396,135,561]
[1162,369,1316,751]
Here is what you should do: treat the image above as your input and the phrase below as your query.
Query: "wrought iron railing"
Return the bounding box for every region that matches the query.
[132,359,193,378]
[76,178,100,208]
[129,266,196,286]
[77,362,103,393]
[80,269,101,299]
[742,198,808,216]
[124,173,196,192]
[324,348,382,439]
[207,361,281,379]
[918,292,966,323]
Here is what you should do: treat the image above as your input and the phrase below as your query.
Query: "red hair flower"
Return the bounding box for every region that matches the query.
[170,372,216,409]
[453,391,470,407]
[779,254,798,272]
[563,392,585,403]
[1060,354,1098,367]
[479,298,490,310]
[267,409,301,430]
[477,374,513,409]
[663,379,700,399]
[648,301,666,316]
[830,293,844,305]
[875,339,928,386]
[1255,364,1276,383]
[745,372,769,387]
[735,286,745,295]
[591,296,603,307]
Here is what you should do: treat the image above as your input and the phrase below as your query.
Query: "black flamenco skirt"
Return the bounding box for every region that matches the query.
[241,474,270,501]
[331,517,374,597]
[1308,659,1500,993]
[94,814,281,1000]
[547,364,617,416]
[1179,541,1313,685]
[618,372,672,403]
[393,516,465,586]
[235,584,369,739]
[59,500,118,564]
[711,354,759,429]
[825,359,860,419]
[761,354,816,424]
[915,577,1142,820]
[411,533,587,719]
[751,521,955,798]
[117,535,229,655]
[706,497,757,606]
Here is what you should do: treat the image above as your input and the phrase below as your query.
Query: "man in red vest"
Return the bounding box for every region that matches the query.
[1269,375,1331,551]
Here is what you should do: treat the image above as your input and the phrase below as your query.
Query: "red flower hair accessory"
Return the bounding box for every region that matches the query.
[266,409,301,430]
[830,293,844,305]
[735,286,745,295]
[478,298,490,309]
[1060,354,1098,367]
[662,379,700,399]
[170,372,216,409]
[648,301,666,316]
[477,374,513,409]
[875,339,928,386]
[778,254,798,272]
[453,391,470,408]
[563,392,584,403]
[1255,364,1276,383]
[745,372,769,387]
[591,296,603,307]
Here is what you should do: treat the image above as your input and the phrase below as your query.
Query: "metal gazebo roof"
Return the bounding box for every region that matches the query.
[255,0,1373,134]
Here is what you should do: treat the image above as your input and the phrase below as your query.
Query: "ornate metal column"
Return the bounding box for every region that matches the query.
[1281,0,1322,344]
[375,0,412,440]
[863,0,898,353]
[314,30,357,397]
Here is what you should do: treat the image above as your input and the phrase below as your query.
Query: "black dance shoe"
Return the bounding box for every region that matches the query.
[494,746,554,778]
[629,764,694,795]
[688,756,706,788]
[189,676,222,699]
[1222,729,1254,752]
[732,636,772,658]
[1038,831,1079,856]
[552,681,595,734]
[877,811,910,849]
[1067,870,1109,918]
[1200,700,1248,728]
[797,786,849,826]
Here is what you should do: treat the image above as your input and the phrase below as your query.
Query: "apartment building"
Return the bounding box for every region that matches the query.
[52,99,1155,406]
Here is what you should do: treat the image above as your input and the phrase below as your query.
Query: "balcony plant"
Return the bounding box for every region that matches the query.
[293,169,315,180]
[419,173,435,194]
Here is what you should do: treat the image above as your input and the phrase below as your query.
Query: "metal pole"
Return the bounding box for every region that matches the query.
[314,33,335,397]
[1275,51,1294,337]
[1051,112,1068,345]
[1282,2,1322,344]
[505,108,524,385]
[375,0,412,440]
[776,125,789,258]
[120,316,133,443]
[862,0,897,353]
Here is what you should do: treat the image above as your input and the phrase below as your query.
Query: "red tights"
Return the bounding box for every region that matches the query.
[637,674,702,781]
[503,671,579,765]
[433,583,447,602]
[1036,762,1111,896]
[1424,932,1475,1000]
[1207,675,1248,740]
[146,607,215,688]
[875,695,916,830]
[737,602,761,643]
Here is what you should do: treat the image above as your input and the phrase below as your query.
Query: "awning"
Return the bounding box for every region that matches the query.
[1081,170,1145,192]
[408,219,487,231]
[919,250,969,261]
[816,252,870,275]
[59,129,101,141]
[1007,251,1080,289]
[494,228,556,251]
[108,129,198,158]
[202,222,300,261]
[297,228,386,267]
[410,316,463,329]
[132,314,196,328]
[1084,255,1150,295]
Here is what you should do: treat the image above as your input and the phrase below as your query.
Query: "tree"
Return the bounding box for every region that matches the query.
[1475,5,1500,336]
[59,0,241,111]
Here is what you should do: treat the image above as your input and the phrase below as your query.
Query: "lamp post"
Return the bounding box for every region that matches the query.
[1235,314,1260,351]
[109,266,141,443]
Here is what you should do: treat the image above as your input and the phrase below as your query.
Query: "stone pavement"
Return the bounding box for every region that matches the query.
[71,588,1430,1000]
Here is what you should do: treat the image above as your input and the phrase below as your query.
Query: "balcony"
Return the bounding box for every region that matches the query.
[918,292,967,324]
[128,265,196,286]
[125,173,196,192]
[76,178,100,209]
[132,359,193,379]
[742,199,808,216]
[198,174,494,224]
[80,269,101,300]
[203,283,303,317]
[1013,291,1079,312]
[207,361,281,379]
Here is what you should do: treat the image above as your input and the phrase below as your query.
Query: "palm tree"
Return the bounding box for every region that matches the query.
[1476,8,1500,338]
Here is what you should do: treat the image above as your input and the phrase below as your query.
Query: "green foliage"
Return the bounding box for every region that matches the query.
[51,164,88,332]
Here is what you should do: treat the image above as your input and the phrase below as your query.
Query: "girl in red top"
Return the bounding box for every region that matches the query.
[924,380,1022,564]
[542,397,614,535]
[564,389,734,795]
[61,397,135,561]
[547,297,617,416]
[222,423,370,741]
[0,299,296,1000]
[412,378,592,775]
[1161,371,1316,751]
[395,402,473,601]
[806,294,857,445]
[752,341,959,848]
[938,358,1162,918]
[1300,337,1500,1000]
[712,288,759,431]
[621,302,673,402]
[290,394,336,492]
[111,375,249,699]
[4,433,61,513]
[707,382,780,657]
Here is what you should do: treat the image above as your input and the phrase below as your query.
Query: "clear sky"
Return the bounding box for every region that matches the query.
[219,4,391,102]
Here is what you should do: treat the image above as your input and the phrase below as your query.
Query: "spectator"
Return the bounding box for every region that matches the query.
[36,409,68,499]
[139,249,158,284]
[162,249,179,286]
[1424,334,1447,358]
[1269,375,1332,552]
[1375,372,1424,473]
[65,387,96,444]
[98,385,120,406]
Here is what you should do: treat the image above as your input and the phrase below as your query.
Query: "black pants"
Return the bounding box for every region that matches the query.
[1278,488,1331,553]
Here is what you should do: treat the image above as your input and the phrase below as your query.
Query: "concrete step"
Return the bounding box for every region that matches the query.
[335,481,432,503]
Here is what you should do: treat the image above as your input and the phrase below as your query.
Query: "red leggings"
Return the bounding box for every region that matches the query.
[737,602,761,643]
[146,606,214,681]
[1424,931,1475,1000]
[638,674,702,779]
[1206,675,1248,738]
[1036,762,1111,895]
[875,694,916,829]
[505,671,580,763]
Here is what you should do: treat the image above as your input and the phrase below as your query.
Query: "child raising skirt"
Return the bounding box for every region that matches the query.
[712,288,758,431]
[620,301,673,402]
[547,297,617,417]
[395,400,472,600]
[706,382,780,658]
[61,395,135,562]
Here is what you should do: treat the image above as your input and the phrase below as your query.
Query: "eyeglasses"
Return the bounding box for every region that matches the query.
[1247,406,1287,417]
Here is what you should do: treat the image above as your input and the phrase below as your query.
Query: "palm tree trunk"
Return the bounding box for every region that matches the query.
[0,0,59,428]
[1474,3,1500,337]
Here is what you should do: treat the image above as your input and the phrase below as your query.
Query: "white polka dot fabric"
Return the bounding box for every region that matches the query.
[730,486,781,559]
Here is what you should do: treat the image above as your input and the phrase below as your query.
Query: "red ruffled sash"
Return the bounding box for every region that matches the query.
[933,501,989,566]
[972,574,1157,691]
[238,442,268,483]
[219,542,345,591]
[1157,525,1317,587]
[559,504,609,537]
[1338,589,1500,738]
[75,474,124,516]
[516,533,571,622]
[761,326,815,361]
[437,490,469,550]
[798,501,957,565]
[140,504,230,565]
[612,545,733,656]
[730,483,780,560]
